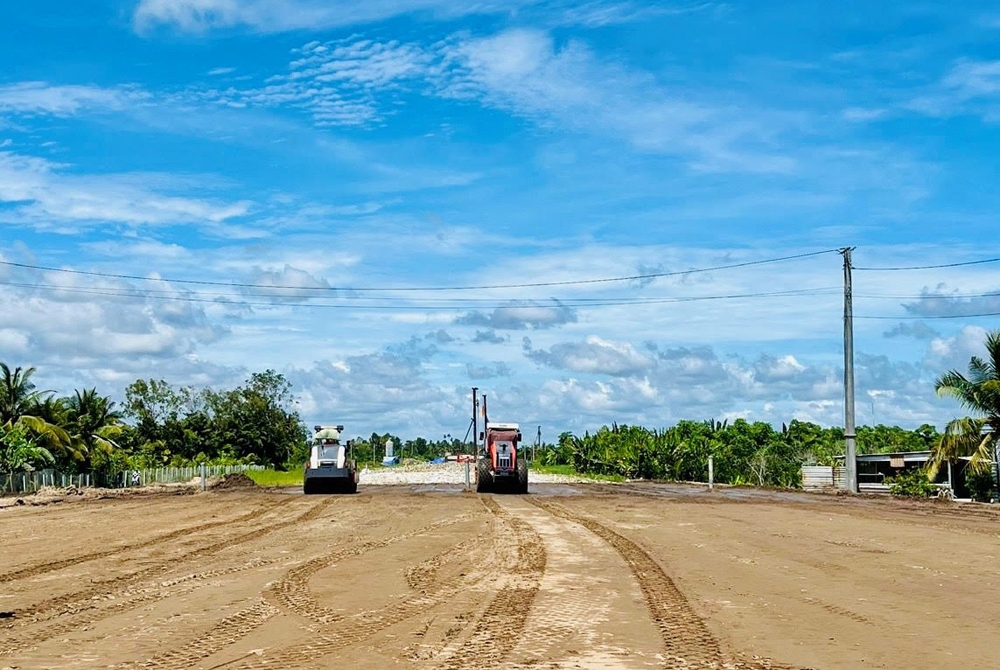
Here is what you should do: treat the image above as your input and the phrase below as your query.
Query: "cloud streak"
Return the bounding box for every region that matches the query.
[0,151,251,230]
[133,0,536,33]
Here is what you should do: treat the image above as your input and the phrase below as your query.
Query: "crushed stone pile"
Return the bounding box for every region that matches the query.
[358,460,597,485]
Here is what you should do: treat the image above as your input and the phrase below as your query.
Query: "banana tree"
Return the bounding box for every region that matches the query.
[1,425,55,489]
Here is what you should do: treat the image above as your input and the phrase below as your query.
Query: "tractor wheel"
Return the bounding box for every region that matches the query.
[516,457,529,494]
[476,459,493,493]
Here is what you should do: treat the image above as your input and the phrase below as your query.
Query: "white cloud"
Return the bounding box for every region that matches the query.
[941,60,1000,98]
[192,29,803,169]
[457,301,578,330]
[204,38,433,127]
[901,284,1000,318]
[290,39,432,88]
[133,0,534,33]
[550,0,717,27]
[841,107,886,122]
[524,335,653,376]
[0,82,141,117]
[83,238,193,261]
[0,151,251,230]
[436,28,796,172]
[884,321,940,341]
[466,362,511,379]
[243,265,332,301]
[909,59,1000,121]
[924,325,989,373]
[0,328,30,355]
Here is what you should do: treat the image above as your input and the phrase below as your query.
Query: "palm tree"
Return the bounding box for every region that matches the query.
[66,389,124,469]
[929,330,1000,478]
[0,363,80,466]
[0,363,48,425]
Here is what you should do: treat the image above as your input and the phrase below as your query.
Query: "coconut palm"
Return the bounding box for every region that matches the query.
[929,330,1000,477]
[0,363,48,425]
[0,363,80,466]
[66,389,124,468]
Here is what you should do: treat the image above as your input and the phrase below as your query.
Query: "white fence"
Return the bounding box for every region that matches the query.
[0,464,265,494]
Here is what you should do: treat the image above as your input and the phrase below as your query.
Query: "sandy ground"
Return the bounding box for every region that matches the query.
[1,482,998,670]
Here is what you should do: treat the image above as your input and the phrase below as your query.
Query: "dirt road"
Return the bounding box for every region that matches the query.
[1,484,997,669]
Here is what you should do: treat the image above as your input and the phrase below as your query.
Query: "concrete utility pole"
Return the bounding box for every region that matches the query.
[471,387,479,457]
[841,247,858,493]
[535,425,541,463]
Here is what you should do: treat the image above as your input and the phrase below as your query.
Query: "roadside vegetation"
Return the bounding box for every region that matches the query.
[245,469,304,487]
[532,420,940,488]
[2,329,998,493]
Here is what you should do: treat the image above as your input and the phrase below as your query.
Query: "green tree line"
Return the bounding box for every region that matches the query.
[533,419,940,487]
[5,328,999,492]
[1,363,306,482]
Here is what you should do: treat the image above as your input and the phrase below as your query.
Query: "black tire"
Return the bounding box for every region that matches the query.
[476,459,493,493]
[303,477,315,495]
[516,456,528,494]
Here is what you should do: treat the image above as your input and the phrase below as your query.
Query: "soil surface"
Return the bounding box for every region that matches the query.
[1,483,997,669]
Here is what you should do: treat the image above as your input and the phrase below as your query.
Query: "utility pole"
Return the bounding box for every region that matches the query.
[841,247,858,493]
[472,387,479,460]
[535,425,541,463]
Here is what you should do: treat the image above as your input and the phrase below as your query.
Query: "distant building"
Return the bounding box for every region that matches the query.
[804,451,995,498]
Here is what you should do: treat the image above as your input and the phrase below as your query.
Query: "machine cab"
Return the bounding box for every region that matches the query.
[310,425,346,469]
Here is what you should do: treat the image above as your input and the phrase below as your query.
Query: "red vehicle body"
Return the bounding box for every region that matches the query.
[477,422,527,493]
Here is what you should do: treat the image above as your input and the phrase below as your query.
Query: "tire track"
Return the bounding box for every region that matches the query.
[529,499,801,670]
[0,496,297,584]
[404,532,487,591]
[112,599,281,670]
[530,499,723,668]
[113,510,487,670]
[0,497,342,657]
[270,511,480,625]
[434,496,547,670]
[0,557,279,657]
[222,496,537,670]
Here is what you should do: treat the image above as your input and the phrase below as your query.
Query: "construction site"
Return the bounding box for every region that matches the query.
[3,478,1000,670]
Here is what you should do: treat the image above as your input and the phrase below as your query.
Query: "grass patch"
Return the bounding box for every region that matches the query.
[528,463,625,482]
[246,469,303,487]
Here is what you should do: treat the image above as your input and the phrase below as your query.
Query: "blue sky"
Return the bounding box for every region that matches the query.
[2,0,1000,438]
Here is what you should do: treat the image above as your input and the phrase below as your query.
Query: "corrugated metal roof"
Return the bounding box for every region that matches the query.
[834,450,933,463]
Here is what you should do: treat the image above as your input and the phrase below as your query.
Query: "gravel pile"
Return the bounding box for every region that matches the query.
[358,461,596,486]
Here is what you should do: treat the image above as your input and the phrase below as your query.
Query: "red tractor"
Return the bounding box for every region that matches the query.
[476,421,528,494]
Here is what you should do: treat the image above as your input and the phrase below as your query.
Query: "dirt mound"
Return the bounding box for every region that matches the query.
[212,473,258,490]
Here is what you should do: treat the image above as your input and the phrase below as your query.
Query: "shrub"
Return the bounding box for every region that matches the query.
[966,468,996,502]
[886,468,936,498]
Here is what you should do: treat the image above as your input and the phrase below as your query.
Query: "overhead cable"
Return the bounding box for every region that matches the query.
[0,248,839,292]
[854,256,1000,271]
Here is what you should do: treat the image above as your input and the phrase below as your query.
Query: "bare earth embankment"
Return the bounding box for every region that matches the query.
[1,480,997,669]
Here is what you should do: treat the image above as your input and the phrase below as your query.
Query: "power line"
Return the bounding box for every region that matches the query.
[854,291,1000,300]
[0,248,839,292]
[0,279,841,304]
[854,256,1000,271]
[0,279,841,311]
[855,311,1000,320]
